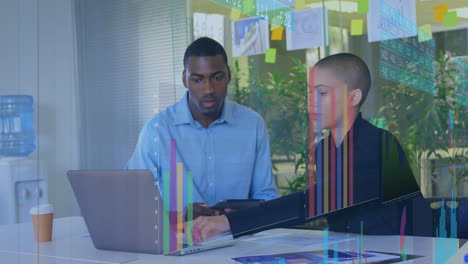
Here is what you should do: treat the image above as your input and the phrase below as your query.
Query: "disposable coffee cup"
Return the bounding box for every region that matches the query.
[29,204,54,242]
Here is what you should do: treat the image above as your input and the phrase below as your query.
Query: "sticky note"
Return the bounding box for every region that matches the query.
[418,24,432,42]
[230,8,242,21]
[271,23,281,30]
[351,19,363,36]
[243,0,254,14]
[444,11,458,27]
[433,5,448,22]
[271,27,284,40]
[357,0,369,14]
[295,0,306,10]
[271,16,282,28]
[265,48,277,64]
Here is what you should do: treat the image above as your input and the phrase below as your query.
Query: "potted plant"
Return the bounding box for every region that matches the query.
[229,58,310,195]
[378,52,467,198]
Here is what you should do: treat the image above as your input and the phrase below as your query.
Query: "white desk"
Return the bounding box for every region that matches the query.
[0,217,466,264]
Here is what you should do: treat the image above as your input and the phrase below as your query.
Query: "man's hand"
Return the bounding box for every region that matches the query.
[185,203,220,221]
[191,215,230,241]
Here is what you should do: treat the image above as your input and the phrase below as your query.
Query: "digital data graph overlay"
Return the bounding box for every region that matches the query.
[162,139,194,253]
[378,0,436,95]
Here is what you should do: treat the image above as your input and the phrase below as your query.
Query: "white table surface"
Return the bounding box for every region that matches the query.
[0,216,466,264]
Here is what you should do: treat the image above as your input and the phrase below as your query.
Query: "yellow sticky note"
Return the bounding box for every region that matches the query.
[433,5,448,22]
[271,27,284,40]
[243,0,254,14]
[418,24,432,42]
[265,48,277,64]
[230,8,242,21]
[444,11,458,27]
[351,19,363,36]
[357,0,369,14]
[295,0,306,10]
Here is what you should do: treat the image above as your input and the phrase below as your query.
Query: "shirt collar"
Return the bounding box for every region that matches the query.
[342,112,364,139]
[217,97,235,125]
[351,112,365,141]
[173,92,192,125]
[353,112,364,128]
[173,92,235,126]
[327,112,364,148]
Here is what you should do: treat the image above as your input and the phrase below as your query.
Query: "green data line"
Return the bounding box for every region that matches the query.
[360,221,364,264]
[402,244,407,262]
[163,172,170,254]
[187,171,193,247]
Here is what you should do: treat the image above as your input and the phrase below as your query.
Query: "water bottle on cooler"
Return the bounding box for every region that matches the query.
[0,95,36,156]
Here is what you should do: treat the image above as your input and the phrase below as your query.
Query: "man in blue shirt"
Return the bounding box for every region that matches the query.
[126,37,278,206]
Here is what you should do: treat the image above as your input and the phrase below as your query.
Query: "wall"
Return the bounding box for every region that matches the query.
[0,0,80,218]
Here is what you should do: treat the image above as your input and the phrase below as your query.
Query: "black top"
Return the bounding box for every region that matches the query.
[226,113,421,238]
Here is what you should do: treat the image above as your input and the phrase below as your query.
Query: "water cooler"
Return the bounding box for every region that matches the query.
[0,95,48,225]
[0,158,47,224]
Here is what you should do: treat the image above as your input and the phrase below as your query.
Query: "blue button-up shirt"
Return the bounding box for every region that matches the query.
[126,92,278,205]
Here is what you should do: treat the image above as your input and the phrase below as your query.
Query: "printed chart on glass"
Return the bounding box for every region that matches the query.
[286,7,328,50]
[193,13,225,46]
[367,0,417,42]
[232,17,270,57]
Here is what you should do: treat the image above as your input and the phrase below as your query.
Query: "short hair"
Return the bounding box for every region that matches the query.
[183,37,228,70]
[314,53,371,106]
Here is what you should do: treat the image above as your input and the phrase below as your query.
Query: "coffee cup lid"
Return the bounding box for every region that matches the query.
[29,204,54,215]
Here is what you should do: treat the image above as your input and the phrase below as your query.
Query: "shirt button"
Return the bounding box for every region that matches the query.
[208,156,212,160]
[209,183,213,187]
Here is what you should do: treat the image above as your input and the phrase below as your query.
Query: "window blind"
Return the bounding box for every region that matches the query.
[75,0,188,169]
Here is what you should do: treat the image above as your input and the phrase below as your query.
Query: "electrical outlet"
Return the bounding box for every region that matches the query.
[15,180,47,223]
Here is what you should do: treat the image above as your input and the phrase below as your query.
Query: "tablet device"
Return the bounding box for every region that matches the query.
[211,199,264,211]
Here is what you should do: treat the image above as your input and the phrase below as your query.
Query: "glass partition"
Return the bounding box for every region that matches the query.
[1,0,466,261]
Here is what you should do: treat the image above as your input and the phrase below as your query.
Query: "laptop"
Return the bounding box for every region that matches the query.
[67,170,234,255]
